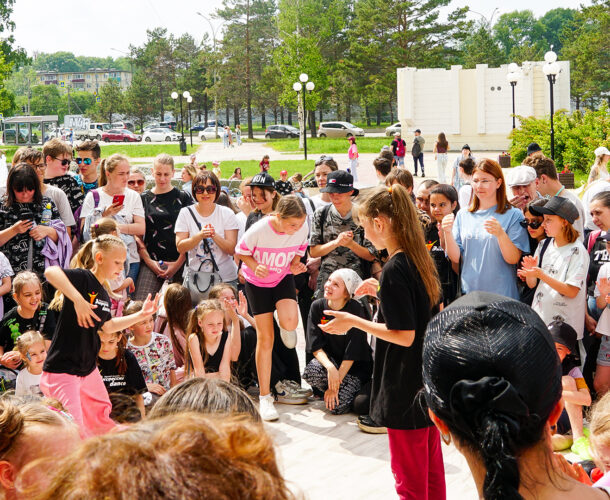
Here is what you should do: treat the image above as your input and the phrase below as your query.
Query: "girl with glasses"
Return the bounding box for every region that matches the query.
[175,171,239,301]
[442,158,529,300]
[517,198,548,306]
[127,168,146,195]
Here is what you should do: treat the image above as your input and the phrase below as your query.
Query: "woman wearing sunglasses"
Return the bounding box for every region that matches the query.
[175,171,239,293]
[127,168,147,195]
[517,198,548,305]
[136,154,192,300]
[0,164,60,276]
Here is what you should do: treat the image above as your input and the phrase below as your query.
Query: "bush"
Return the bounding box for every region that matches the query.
[509,103,609,172]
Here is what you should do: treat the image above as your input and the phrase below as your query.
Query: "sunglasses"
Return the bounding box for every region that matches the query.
[315,155,334,166]
[52,157,71,167]
[194,185,218,195]
[128,179,146,186]
[519,219,543,229]
[75,157,93,165]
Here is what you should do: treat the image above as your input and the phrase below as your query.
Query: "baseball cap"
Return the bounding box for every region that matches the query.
[320,170,359,196]
[508,166,537,187]
[423,292,562,441]
[415,129,421,133]
[528,196,579,224]
[280,170,287,175]
[329,269,363,298]
[595,146,610,157]
[548,320,577,354]
[248,172,275,188]
[394,132,401,137]
[527,142,542,156]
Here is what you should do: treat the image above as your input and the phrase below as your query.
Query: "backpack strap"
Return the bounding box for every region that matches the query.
[187,207,219,272]
[538,237,552,268]
[588,230,602,254]
[318,204,332,242]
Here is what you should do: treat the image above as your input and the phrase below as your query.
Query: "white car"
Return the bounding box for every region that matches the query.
[199,127,221,141]
[385,122,401,136]
[142,128,181,142]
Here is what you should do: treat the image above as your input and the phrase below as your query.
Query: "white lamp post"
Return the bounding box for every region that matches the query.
[542,49,560,160]
[293,74,315,160]
[506,63,522,129]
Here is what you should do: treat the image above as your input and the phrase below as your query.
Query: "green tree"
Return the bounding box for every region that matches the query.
[492,10,538,59]
[536,8,576,54]
[32,51,81,72]
[124,71,157,132]
[29,84,61,115]
[460,23,504,68]
[94,79,124,123]
[560,0,609,108]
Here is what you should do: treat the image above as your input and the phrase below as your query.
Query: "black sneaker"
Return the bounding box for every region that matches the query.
[357,414,388,434]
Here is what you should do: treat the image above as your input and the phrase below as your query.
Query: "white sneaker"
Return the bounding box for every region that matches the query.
[259,394,279,421]
[275,381,308,405]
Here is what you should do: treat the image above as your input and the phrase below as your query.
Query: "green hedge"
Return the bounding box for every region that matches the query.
[509,103,609,172]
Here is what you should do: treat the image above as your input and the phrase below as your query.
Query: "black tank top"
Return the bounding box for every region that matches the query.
[205,331,228,373]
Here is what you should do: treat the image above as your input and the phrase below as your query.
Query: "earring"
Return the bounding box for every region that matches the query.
[441,433,451,446]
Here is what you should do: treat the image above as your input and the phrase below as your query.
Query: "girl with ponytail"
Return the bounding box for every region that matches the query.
[320,184,444,499]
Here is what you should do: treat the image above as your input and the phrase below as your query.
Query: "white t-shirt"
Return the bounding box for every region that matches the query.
[80,188,145,263]
[458,184,472,210]
[559,189,585,242]
[309,194,331,210]
[532,239,589,339]
[583,180,610,231]
[175,205,239,281]
[15,368,43,397]
[595,262,610,336]
[235,211,247,241]
[44,185,76,227]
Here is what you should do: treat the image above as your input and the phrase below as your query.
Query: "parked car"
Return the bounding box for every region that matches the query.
[111,121,135,131]
[142,128,181,142]
[264,125,300,139]
[86,123,112,140]
[199,127,221,141]
[143,123,159,132]
[159,121,177,130]
[318,121,365,138]
[385,122,401,136]
[101,129,142,143]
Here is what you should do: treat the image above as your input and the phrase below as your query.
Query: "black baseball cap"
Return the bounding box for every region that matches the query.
[320,170,359,196]
[248,172,275,188]
[415,129,421,133]
[548,321,577,354]
[527,142,542,156]
[528,195,579,224]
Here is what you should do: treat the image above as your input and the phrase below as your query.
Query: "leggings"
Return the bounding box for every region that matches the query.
[303,358,362,414]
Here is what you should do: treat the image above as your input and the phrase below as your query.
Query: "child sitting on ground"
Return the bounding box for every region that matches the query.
[124,300,177,406]
[549,320,593,459]
[303,269,373,414]
[14,330,46,396]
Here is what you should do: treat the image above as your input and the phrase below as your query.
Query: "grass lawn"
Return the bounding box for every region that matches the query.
[265,136,393,154]
[100,143,199,158]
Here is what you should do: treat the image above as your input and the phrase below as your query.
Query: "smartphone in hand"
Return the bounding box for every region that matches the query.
[112,194,125,206]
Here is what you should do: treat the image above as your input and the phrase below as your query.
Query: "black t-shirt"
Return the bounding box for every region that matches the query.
[0,197,60,275]
[98,349,147,395]
[45,175,84,215]
[43,269,112,376]
[141,188,192,262]
[426,223,458,306]
[588,231,610,295]
[0,303,56,352]
[306,298,373,383]
[205,330,228,373]
[370,252,433,430]
[245,210,265,231]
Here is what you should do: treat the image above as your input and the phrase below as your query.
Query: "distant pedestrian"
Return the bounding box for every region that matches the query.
[227,127,234,148]
[259,155,270,173]
[451,144,475,192]
[433,132,448,183]
[347,137,359,182]
[235,124,242,146]
[412,129,425,177]
[390,132,406,168]
[222,127,229,149]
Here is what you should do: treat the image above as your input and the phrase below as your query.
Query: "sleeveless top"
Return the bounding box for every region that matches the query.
[205,331,228,373]
[436,142,448,154]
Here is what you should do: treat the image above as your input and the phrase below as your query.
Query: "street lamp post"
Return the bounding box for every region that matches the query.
[187,96,193,147]
[506,62,522,130]
[293,73,315,160]
[171,90,191,154]
[542,49,560,160]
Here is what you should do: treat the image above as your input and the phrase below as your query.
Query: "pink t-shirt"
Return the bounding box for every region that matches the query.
[237,217,308,287]
[348,144,358,160]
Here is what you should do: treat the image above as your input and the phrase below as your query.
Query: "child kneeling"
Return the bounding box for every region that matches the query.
[303,269,372,414]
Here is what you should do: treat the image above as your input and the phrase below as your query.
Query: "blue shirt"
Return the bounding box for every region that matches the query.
[453,205,529,299]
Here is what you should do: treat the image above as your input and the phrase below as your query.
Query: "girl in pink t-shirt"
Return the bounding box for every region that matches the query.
[347,137,359,182]
[236,195,308,421]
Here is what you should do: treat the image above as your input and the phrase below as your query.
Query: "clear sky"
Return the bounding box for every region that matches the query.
[11,0,587,59]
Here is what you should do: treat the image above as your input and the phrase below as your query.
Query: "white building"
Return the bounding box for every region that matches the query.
[397,61,570,151]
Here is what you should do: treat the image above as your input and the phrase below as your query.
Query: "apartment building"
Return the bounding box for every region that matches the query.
[36,68,132,93]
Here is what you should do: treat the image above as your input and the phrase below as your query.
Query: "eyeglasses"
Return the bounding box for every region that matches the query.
[32,163,45,170]
[194,185,218,195]
[75,157,93,165]
[519,219,543,229]
[315,155,334,166]
[52,157,71,167]
[128,179,146,186]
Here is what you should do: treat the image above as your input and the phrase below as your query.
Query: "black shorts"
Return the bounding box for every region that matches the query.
[245,274,297,316]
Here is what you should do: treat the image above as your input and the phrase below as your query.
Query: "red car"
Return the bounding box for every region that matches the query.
[101,129,142,142]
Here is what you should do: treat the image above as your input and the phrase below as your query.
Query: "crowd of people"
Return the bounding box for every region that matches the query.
[1,136,610,499]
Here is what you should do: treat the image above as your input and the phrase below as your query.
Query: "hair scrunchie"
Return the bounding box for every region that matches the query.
[448,376,530,439]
